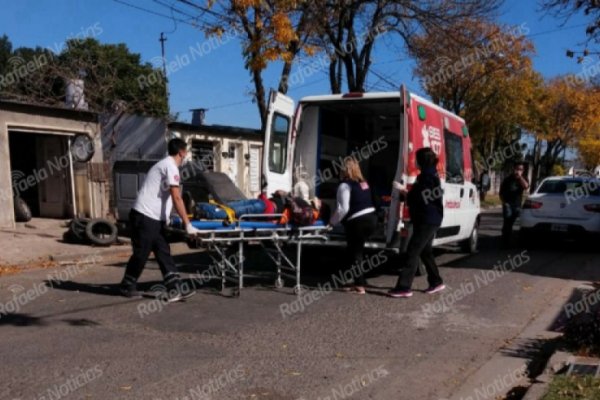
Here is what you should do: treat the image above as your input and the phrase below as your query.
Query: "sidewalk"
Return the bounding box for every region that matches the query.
[0,218,197,275]
[0,218,134,273]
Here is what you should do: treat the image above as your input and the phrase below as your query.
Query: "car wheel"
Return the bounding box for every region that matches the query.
[85,218,118,246]
[460,224,478,254]
[14,197,32,222]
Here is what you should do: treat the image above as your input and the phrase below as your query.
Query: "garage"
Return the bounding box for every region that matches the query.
[9,131,76,219]
[0,100,106,228]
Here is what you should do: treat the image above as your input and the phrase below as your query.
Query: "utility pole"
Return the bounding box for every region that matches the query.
[159,32,170,112]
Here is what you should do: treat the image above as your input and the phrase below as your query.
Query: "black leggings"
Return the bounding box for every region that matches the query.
[394,223,443,291]
[343,212,377,286]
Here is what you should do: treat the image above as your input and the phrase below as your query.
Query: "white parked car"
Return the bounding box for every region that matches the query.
[520,176,600,240]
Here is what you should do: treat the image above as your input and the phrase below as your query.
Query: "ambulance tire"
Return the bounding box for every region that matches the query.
[460,224,479,254]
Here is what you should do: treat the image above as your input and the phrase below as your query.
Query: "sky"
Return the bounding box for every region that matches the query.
[0,0,593,129]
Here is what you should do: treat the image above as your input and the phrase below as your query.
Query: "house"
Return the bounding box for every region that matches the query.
[169,118,263,198]
[100,109,264,220]
[0,100,107,229]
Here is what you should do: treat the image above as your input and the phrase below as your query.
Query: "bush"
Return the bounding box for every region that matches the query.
[542,375,600,400]
[563,311,600,356]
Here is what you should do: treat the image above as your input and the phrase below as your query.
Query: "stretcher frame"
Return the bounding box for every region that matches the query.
[182,214,329,295]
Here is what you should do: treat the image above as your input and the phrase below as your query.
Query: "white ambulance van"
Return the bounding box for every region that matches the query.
[262,86,480,254]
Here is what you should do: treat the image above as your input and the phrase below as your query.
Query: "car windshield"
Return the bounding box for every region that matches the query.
[537,179,600,195]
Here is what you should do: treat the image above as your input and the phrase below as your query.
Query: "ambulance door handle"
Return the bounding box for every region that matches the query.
[460,188,464,198]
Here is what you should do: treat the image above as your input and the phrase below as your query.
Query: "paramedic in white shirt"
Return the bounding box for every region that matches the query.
[329,157,377,295]
[120,138,201,301]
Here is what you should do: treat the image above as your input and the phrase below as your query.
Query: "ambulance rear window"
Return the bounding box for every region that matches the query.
[269,113,290,173]
[444,131,464,184]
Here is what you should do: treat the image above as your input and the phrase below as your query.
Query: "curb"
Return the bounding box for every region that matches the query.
[447,283,573,400]
[521,351,571,400]
[47,239,131,264]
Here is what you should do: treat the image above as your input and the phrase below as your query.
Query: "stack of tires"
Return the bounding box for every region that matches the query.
[64,218,119,246]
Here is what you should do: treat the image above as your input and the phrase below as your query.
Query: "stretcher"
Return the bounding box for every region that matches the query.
[171,214,329,295]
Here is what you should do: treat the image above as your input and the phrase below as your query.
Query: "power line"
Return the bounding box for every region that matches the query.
[152,0,199,22]
[207,99,254,110]
[112,0,200,29]
[174,0,228,21]
[369,68,398,89]
[525,22,590,38]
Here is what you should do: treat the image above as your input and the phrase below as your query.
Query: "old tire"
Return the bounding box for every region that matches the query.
[69,218,90,241]
[14,197,32,222]
[85,218,118,246]
[63,230,83,244]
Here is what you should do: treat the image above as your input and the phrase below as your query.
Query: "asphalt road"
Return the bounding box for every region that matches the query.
[1,210,599,400]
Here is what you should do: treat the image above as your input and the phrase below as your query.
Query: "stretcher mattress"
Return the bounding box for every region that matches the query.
[172,217,325,231]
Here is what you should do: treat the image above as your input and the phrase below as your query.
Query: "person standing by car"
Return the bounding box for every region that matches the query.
[119,138,201,301]
[329,157,377,294]
[479,170,491,201]
[389,147,445,298]
[499,162,529,247]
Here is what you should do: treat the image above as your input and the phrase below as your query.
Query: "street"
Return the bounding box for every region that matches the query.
[1,210,599,400]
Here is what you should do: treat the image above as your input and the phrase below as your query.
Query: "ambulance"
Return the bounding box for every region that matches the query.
[262,86,480,253]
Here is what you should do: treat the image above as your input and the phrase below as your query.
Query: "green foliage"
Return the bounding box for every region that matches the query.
[542,375,600,400]
[0,35,168,116]
[563,309,600,356]
[551,164,566,176]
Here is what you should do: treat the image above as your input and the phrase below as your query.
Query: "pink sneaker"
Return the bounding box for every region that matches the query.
[388,289,413,298]
[424,284,446,294]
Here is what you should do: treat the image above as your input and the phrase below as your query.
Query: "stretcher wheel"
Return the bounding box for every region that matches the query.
[274,278,284,289]
[293,285,303,295]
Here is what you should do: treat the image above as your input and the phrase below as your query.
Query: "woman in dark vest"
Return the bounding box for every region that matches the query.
[329,157,377,294]
[389,147,445,298]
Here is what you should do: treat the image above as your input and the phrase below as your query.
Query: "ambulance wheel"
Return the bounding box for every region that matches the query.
[460,224,479,254]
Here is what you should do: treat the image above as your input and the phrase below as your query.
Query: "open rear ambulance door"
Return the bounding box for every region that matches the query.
[385,85,409,247]
[262,90,296,196]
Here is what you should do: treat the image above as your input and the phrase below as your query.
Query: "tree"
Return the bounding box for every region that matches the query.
[0,34,12,77]
[0,36,168,116]
[542,0,600,58]
[563,81,600,170]
[58,38,169,116]
[200,0,318,129]
[410,19,538,172]
[188,1,501,126]
[529,78,600,182]
[313,0,503,94]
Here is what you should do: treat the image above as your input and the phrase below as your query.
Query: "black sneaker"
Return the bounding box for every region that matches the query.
[119,285,143,299]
